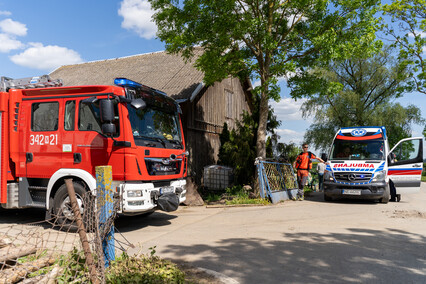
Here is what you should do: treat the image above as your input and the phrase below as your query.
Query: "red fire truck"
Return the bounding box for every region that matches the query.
[0,75,187,224]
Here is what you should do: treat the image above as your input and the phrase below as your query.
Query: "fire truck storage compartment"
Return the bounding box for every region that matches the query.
[203,165,233,190]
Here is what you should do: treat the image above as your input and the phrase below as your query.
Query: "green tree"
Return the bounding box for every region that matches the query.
[267,133,301,163]
[382,0,426,94]
[289,48,424,150]
[218,100,280,185]
[149,0,381,158]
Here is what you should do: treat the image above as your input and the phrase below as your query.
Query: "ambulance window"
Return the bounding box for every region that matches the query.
[31,102,59,131]
[392,139,420,162]
[64,100,75,131]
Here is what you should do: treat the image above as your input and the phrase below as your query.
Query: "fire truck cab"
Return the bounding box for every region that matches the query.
[0,75,187,223]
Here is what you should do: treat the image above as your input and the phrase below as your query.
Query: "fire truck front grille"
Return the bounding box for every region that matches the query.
[334,172,372,183]
[145,158,181,176]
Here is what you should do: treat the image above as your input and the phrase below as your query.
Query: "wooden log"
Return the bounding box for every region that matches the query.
[0,238,12,249]
[20,264,63,284]
[0,257,55,284]
[0,245,37,264]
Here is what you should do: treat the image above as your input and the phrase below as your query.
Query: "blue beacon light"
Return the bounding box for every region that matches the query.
[114,78,142,88]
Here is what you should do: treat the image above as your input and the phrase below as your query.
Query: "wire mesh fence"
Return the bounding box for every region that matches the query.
[256,158,299,203]
[0,189,123,284]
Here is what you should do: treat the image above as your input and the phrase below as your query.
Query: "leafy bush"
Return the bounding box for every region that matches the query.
[55,248,186,284]
[106,252,185,284]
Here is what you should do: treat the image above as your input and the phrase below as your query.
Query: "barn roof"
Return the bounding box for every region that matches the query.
[49,48,204,100]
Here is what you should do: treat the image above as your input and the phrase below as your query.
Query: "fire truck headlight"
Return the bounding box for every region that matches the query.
[127,190,143,197]
[372,170,386,182]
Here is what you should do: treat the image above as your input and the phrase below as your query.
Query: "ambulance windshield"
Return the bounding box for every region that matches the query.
[330,139,384,161]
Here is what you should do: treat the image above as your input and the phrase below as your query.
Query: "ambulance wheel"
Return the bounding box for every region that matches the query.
[53,182,94,231]
[380,185,390,204]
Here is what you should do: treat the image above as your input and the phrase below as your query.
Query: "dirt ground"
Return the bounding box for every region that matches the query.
[117,182,426,283]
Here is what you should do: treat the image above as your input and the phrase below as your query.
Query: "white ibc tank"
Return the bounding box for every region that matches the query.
[203,165,233,190]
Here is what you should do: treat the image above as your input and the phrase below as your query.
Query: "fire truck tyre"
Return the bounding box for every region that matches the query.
[53,182,94,230]
[380,185,390,204]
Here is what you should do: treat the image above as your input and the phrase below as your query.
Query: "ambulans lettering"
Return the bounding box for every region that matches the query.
[333,163,375,168]
[29,134,58,146]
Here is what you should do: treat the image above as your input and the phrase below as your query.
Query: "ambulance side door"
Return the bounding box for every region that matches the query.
[388,137,423,194]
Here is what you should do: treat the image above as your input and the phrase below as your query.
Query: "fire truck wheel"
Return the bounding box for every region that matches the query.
[53,182,94,230]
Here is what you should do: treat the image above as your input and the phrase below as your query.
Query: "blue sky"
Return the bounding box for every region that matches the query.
[0,0,424,155]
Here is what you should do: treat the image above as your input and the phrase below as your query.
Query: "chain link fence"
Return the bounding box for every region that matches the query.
[256,158,299,203]
[0,188,124,284]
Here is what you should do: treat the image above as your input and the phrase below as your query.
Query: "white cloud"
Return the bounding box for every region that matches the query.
[118,0,157,40]
[0,18,27,36]
[0,11,11,16]
[409,30,426,38]
[274,128,305,145]
[270,97,307,121]
[10,43,83,71]
[0,33,23,52]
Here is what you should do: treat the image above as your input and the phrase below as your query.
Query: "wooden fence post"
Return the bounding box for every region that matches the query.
[64,178,99,284]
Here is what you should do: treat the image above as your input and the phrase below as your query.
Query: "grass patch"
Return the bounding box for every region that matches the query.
[201,185,270,205]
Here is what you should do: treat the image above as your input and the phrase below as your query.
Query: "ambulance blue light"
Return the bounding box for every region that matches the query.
[114,78,142,88]
[381,126,387,139]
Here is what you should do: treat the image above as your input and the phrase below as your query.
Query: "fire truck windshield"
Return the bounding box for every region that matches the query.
[330,139,385,161]
[128,105,182,148]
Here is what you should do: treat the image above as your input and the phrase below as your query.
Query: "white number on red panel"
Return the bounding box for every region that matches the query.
[29,134,58,145]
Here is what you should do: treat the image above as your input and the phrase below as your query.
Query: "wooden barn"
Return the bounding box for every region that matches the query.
[50,48,253,185]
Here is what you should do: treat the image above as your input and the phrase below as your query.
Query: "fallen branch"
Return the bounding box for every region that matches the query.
[0,245,37,264]
[0,257,55,284]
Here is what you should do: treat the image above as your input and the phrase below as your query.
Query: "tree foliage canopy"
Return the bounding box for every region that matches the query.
[149,0,382,158]
[382,0,426,94]
[289,47,424,150]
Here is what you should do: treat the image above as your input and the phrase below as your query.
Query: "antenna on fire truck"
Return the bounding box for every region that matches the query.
[0,75,63,92]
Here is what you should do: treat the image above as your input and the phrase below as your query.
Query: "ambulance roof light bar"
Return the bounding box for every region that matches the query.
[0,75,63,92]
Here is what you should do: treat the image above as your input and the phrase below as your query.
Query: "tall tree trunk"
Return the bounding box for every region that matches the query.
[256,90,269,158]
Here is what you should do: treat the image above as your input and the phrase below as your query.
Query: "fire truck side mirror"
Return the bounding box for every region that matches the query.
[130,98,146,109]
[99,99,116,137]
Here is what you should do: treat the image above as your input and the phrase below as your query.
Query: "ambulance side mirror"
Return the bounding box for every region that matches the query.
[99,99,116,136]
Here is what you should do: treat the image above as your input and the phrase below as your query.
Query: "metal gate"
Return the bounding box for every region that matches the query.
[256,158,298,203]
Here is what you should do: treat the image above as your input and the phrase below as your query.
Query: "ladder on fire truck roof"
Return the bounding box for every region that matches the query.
[0,75,63,92]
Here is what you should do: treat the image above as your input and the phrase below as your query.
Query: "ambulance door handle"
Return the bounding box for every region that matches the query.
[74,153,82,164]
[26,153,33,163]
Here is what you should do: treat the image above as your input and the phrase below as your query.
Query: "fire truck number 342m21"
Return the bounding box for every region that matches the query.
[0,75,188,225]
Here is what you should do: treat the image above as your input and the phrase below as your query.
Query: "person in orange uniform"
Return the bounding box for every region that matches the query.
[293,143,325,200]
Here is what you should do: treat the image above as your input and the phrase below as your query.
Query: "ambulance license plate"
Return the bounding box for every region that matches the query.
[342,189,361,195]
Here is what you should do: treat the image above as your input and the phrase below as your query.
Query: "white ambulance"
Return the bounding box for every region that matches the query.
[323,126,423,203]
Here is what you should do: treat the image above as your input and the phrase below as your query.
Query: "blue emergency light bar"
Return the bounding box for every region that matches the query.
[114,77,168,97]
[114,78,142,88]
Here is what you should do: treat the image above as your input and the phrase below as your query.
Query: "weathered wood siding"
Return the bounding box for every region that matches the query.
[182,77,251,183]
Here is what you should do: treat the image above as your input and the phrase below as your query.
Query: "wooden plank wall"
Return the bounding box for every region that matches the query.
[182,77,251,184]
